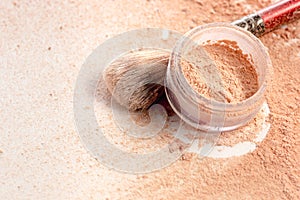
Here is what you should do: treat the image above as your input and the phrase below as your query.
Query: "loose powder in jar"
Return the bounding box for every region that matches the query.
[181,40,259,103]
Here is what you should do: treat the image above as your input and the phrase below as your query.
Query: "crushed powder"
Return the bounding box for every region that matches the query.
[2,0,299,199]
[182,40,259,103]
[214,103,269,147]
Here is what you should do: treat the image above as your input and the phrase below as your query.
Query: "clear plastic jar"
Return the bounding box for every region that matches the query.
[165,23,272,132]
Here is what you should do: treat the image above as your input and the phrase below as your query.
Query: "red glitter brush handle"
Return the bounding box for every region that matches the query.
[259,0,300,31]
[233,0,300,36]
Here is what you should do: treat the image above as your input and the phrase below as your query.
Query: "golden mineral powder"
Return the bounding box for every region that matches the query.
[181,40,259,103]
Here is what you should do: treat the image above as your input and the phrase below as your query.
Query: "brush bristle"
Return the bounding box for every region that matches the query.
[104,49,170,111]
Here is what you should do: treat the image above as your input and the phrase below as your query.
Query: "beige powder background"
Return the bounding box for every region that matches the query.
[0,0,299,199]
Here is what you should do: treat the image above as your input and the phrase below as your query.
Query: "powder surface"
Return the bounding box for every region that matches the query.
[182,40,259,103]
[2,0,300,199]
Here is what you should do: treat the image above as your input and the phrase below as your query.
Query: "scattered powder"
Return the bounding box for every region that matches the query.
[2,0,300,199]
[214,102,269,147]
[182,40,259,103]
[130,111,151,126]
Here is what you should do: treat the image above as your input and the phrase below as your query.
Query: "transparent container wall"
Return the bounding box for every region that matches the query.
[165,23,272,132]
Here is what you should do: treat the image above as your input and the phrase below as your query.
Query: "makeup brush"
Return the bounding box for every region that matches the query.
[104,0,300,111]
